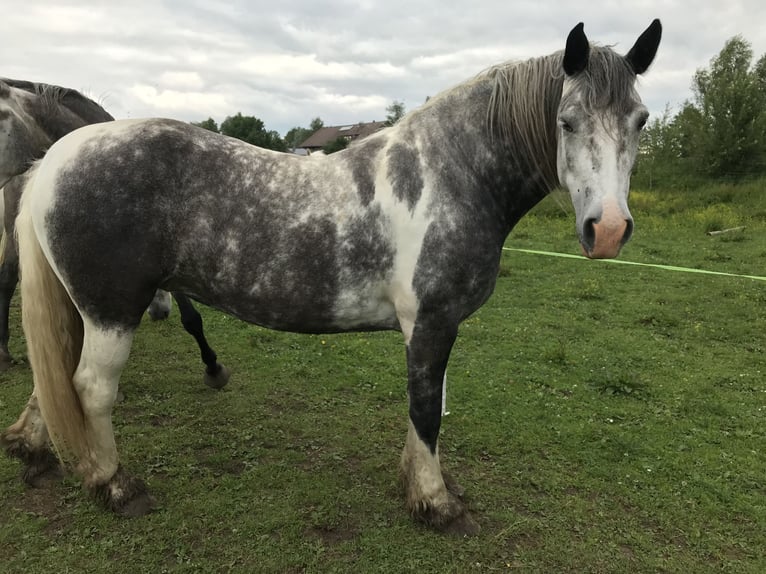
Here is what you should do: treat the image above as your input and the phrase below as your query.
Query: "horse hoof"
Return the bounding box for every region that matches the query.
[148,309,170,321]
[118,492,157,518]
[92,465,156,517]
[441,511,481,537]
[1,434,63,487]
[409,488,480,537]
[204,365,231,389]
[0,353,13,372]
[21,451,64,487]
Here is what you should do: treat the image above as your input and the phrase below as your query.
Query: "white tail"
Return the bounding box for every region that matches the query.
[16,173,88,467]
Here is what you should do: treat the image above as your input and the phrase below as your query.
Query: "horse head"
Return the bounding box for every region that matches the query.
[557,20,662,259]
[0,79,114,188]
[0,80,50,188]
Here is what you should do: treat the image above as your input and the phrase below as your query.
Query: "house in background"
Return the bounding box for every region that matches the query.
[299,121,386,154]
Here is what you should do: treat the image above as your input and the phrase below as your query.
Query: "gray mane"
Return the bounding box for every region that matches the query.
[0,78,114,139]
[485,46,638,192]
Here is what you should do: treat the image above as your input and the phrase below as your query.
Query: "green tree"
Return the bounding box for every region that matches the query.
[634,104,706,188]
[192,118,219,132]
[284,117,324,150]
[689,36,766,179]
[385,100,406,126]
[322,137,348,154]
[310,117,324,132]
[220,112,287,152]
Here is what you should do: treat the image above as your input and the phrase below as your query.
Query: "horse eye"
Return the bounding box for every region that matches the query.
[559,120,574,133]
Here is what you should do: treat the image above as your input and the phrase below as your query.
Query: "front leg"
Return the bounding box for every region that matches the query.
[399,323,480,536]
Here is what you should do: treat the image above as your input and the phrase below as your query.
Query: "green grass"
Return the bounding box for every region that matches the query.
[2,181,766,573]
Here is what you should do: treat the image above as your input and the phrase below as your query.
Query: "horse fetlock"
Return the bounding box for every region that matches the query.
[90,465,155,517]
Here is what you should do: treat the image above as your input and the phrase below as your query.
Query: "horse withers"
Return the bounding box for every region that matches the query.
[6,21,661,534]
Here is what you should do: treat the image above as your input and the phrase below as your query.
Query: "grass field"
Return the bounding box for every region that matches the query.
[1,180,765,573]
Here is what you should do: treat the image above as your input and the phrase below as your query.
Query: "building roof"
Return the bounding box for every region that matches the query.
[299,121,386,150]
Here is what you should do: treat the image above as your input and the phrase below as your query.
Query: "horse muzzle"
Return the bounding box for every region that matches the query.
[578,201,633,259]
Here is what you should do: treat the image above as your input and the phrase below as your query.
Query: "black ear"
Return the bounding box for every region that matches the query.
[625,19,662,75]
[563,22,590,76]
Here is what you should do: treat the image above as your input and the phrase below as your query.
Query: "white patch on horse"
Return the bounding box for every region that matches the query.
[380,141,432,342]
[401,419,448,507]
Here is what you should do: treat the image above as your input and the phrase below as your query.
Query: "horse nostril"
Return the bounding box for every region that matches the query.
[622,219,634,245]
[582,217,597,252]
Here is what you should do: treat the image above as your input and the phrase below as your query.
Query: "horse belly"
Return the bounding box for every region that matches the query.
[176,224,400,334]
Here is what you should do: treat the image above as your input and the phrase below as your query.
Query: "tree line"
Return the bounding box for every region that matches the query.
[192,100,406,154]
[634,35,766,188]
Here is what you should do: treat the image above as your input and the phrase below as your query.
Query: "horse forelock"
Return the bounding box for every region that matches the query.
[484,45,638,193]
[564,46,639,118]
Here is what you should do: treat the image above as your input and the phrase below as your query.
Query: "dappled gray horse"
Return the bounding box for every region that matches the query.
[4,21,660,534]
[0,79,226,385]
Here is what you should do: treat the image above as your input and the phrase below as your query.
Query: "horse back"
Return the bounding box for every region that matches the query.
[29,119,407,332]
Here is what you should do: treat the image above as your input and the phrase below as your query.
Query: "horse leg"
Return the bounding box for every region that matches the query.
[73,324,155,516]
[0,181,21,371]
[0,238,19,371]
[146,289,172,320]
[399,322,480,536]
[1,391,62,485]
[173,292,230,389]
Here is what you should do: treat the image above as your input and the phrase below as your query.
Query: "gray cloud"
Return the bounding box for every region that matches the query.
[3,1,765,134]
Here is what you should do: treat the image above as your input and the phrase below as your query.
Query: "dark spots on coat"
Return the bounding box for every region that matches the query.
[350,138,384,206]
[0,109,11,121]
[45,119,345,332]
[387,143,423,211]
[412,221,499,322]
[339,204,395,279]
[587,135,603,173]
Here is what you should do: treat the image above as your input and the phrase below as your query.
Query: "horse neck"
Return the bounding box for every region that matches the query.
[403,70,560,237]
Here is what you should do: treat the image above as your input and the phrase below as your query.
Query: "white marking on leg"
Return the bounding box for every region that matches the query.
[3,391,49,450]
[72,319,134,485]
[401,419,448,511]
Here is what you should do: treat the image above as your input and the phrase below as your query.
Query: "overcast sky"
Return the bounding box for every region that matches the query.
[2,1,764,136]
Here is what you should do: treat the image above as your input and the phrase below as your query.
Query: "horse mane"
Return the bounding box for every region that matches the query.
[0,78,114,138]
[485,45,638,192]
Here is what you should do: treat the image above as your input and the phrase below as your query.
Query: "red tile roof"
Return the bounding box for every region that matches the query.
[299,121,386,150]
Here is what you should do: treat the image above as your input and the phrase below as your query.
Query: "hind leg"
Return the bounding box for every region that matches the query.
[73,322,155,516]
[1,391,62,485]
[173,293,230,389]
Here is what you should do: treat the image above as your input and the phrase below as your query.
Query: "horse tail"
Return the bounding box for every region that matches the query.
[17,171,86,466]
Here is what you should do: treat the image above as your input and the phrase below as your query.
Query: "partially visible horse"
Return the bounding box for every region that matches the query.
[0,78,227,388]
[4,21,661,534]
